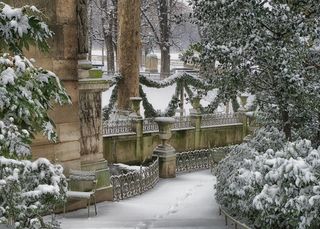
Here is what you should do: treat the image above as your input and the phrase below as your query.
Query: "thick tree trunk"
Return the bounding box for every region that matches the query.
[101,0,115,74]
[117,0,141,111]
[105,34,115,74]
[282,109,292,140]
[159,0,170,78]
[160,46,170,78]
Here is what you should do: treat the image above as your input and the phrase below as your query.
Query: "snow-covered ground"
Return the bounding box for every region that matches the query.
[58,170,227,229]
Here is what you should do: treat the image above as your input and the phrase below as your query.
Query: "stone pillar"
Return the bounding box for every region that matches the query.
[130,97,144,162]
[190,97,202,149]
[78,77,113,201]
[153,117,176,178]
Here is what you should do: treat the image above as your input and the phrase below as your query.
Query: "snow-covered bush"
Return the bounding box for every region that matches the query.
[0,157,67,228]
[0,2,70,228]
[215,128,320,228]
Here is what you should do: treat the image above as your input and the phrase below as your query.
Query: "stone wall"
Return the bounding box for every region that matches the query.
[6,0,82,172]
[103,124,244,164]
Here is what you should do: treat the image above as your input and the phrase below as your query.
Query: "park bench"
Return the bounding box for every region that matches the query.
[64,169,97,217]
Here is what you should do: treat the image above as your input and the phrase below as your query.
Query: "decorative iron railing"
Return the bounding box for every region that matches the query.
[111,157,159,201]
[176,146,233,173]
[172,116,193,130]
[143,118,159,133]
[103,119,135,135]
[201,113,241,127]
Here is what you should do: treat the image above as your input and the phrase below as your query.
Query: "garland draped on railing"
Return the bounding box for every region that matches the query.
[103,72,230,120]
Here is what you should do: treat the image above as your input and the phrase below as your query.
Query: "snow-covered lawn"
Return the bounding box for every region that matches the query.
[58,170,226,229]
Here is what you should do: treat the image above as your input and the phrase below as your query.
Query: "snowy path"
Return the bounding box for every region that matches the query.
[58,170,227,229]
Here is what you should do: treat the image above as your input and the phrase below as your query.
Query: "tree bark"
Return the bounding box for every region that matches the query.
[101,0,116,74]
[282,109,292,140]
[77,0,89,58]
[159,0,170,78]
[117,0,141,110]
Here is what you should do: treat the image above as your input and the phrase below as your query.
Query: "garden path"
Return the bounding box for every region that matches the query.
[59,170,227,229]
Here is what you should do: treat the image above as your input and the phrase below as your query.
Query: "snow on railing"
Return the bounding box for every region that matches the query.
[103,119,135,136]
[201,113,241,127]
[104,113,243,136]
[176,146,233,173]
[110,157,159,201]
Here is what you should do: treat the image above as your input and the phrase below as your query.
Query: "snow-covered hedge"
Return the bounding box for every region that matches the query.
[215,127,320,228]
[0,157,67,228]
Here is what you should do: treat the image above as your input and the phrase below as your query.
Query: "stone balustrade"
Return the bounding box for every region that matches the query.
[104,113,242,136]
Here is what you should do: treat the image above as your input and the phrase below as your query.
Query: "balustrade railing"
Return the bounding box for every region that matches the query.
[103,119,135,135]
[176,146,234,173]
[104,113,243,136]
[143,118,159,133]
[111,157,159,201]
[201,113,241,127]
[172,116,193,130]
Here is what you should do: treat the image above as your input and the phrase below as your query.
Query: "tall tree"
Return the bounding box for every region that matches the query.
[192,0,320,140]
[101,0,117,74]
[117,0,141,111]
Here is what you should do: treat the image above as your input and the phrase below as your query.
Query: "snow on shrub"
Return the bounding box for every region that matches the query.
[215,127,320,228]
[0,157,67,228]
[0,2,70,228]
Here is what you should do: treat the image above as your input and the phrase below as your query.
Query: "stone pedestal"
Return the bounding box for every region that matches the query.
[78,77,113,201]
[153,117,176,178]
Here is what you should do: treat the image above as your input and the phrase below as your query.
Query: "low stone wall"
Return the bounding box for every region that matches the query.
[103,114,244,164]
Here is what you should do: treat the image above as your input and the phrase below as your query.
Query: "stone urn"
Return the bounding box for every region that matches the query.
[154,117,175,148]
[191,96,201,114]
[130,97,142,117]
[239,94,249,110]
[153,117,176,178]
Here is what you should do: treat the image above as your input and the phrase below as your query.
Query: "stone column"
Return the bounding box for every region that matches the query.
[153,117,176,178]
[130,97,144,162]
[190,97,202,149]
[78,77,113,201]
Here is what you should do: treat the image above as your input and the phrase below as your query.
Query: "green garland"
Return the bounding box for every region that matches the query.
[103,72,221,120]
[103,83,118,120]
[139,72,213,90]
[139,85,159,117]
[163,81,182,117]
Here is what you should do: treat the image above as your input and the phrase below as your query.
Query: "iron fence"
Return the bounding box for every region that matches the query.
[111,157,159,201]
[201,113,241,127]
[176,146,233,173]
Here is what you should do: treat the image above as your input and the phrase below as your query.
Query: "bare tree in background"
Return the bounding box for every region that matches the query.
[141,0,190,78]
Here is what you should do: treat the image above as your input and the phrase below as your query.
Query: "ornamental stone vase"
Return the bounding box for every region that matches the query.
[239,94,249,111]
[191,96,201,114]
[129,97,142,117]
[153,117,176,178]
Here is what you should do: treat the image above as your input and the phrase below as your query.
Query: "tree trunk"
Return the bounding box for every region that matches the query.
[101,0,115,74]
[282,109,292,140]
[117,0,141,111]
[77,0,89,58]
[159,0,170,78]
[160,46,170,78]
